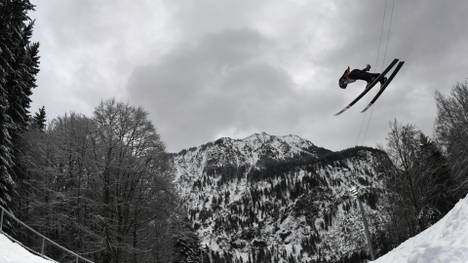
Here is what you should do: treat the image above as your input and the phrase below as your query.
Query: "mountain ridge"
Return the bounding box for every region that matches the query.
[172,132,393,263]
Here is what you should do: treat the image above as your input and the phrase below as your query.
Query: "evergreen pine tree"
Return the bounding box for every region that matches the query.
[416,133,458,223]
[172,221,202,263]
[32,106,46,130]
[0,0,39,209]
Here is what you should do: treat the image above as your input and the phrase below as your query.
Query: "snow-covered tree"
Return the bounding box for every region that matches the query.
[0,0,39,209]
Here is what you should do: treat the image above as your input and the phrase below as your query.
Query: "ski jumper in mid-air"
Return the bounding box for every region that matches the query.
[335,58,405,115]
[339,64,387,89]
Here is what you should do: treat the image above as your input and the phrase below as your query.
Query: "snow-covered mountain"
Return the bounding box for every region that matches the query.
[372,194,468,263]
[173,132,329,192]
[172,132,394,262]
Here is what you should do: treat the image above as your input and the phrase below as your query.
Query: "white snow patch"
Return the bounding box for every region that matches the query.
[0,233,56,263]
[373,194,468,263]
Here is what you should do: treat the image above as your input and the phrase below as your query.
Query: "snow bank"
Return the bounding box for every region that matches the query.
[0,233,55,263]
[373,194,468,263]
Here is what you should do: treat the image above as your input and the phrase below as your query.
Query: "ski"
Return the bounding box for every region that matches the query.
[361,61,404,113]
[334,58,399,116]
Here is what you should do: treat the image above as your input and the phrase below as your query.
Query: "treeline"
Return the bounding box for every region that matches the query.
[0,1,202,262]
[14,100,201,263]
[377,82,468,255]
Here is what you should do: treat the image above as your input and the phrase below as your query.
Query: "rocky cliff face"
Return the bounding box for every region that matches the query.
[172,132,393,263]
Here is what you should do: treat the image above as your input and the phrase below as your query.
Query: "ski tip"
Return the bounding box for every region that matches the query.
[334,105,350,116]
[361,104,371,113]
[334,110,345,116]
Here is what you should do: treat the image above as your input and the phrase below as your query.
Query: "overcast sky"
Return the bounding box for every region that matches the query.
[30,0,468,152]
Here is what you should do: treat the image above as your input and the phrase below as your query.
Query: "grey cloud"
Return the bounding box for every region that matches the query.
[31,0,468,152]
[127,29,336,151]
[162,0,269,39]
[30,0,172,117]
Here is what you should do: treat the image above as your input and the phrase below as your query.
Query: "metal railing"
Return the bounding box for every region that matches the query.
[0,204,94,263]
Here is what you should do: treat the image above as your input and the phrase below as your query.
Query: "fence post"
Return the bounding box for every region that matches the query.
[0,204,93,263]
[0,209,4,232]
[41,238,45,255]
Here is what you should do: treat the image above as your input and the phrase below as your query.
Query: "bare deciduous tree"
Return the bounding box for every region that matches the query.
[435,82,468,198]
[384,120,457,244]
[15,100,192,263]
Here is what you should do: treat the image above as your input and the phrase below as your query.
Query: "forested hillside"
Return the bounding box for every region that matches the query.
[173,133,394,262]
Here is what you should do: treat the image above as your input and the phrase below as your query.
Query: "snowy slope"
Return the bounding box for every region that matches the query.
[0,233,56,263]
[372,194,468,263]
[173,132,393,262]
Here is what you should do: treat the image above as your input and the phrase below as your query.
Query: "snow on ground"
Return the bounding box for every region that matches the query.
[0,233,56,263]
[373,194,468,263]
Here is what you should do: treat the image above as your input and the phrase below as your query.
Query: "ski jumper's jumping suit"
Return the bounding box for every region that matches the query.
[339,65,384,89]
